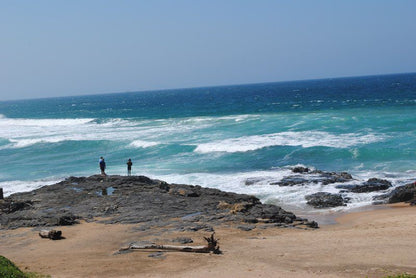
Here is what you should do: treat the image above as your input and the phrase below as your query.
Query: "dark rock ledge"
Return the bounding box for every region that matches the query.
[305,192,350,209]
[373,181,416,205]
[0,175,318,231]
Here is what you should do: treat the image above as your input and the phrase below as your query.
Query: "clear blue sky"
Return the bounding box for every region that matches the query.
[1,1,415,100]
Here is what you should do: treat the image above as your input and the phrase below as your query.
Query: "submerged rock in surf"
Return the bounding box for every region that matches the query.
[292,167,310,173]
[336,178,392,193]
[270,170,353,187]
[270,176,310,186]
[305,192,349,208]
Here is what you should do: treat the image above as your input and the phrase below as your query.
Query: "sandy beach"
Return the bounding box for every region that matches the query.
[0,203,415,278]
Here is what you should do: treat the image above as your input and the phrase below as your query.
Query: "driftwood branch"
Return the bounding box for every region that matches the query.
[39,229,63,240]
[119,233,221,254]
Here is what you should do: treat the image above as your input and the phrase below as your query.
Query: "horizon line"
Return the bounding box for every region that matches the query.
[1,71,415,102]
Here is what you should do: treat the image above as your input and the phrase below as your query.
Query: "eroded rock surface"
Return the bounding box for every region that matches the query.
[0,175,312,230]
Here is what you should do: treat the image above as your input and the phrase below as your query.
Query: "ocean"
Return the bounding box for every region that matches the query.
[1,73,416,215]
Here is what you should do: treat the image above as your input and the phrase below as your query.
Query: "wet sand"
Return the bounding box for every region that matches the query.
[1,204,415,278]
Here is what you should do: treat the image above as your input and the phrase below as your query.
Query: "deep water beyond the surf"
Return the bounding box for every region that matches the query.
[1,73,416,214]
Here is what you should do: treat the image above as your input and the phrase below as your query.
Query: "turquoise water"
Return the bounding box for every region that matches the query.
[1,73,415,212]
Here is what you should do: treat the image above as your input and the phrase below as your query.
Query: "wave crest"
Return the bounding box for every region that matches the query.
[128,140,159,148]
[194,131,384,153]
[0,116,94,127]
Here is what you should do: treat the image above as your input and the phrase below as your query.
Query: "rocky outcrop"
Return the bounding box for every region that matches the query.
[305,192,349,208]
[0,175,314,230]
[292,167,310,173]
[315,171,353,185]
[336,178,392,193]
[270,170,353,187]
[387,182,416,203]
[271,176,310,186]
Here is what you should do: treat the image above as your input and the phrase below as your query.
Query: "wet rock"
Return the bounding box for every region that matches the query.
[271,170,353,187]
[371,193,389,204]
[387,182,416,203]
[245,177,267,185]
[361,178,392,191]
[305,192,347,208]
[292,167,310,173]
[316,172,353,185]
[337,178,391,193]
[271,176,310,186]
[305,221,319,229]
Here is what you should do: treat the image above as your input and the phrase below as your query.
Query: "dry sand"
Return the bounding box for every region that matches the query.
[1,204,415,278]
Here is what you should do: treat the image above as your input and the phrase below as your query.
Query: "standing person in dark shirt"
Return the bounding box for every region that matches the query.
[99,157,106,176]
[126,158,133,176]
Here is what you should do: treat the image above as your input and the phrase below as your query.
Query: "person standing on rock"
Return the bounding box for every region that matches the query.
[99,157,106,176]
[126,158,133,176]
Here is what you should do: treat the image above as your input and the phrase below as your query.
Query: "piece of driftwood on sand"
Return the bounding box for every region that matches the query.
[119,233,221,254]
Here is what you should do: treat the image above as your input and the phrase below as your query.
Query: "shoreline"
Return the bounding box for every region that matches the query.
[289,203,392,226]
[1,203,415,277]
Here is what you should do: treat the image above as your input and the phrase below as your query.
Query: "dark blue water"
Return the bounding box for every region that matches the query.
[1,73,415,119]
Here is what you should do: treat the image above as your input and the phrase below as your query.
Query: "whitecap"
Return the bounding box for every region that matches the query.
[128,140,159,148]
[194,131,385,153]
[9,138,66,148]
[0,178,62,197]
[0,116,94,127]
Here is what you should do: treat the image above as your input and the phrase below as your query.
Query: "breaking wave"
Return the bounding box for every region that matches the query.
[128,140,160,148]
[194,131,385,153]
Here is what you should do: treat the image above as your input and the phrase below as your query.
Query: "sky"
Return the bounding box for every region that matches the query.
[0,0,415,101]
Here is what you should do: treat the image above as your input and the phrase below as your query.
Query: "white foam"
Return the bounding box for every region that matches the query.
[98,118,138,127]
[194,131,385,153]
[0,179,62,197]
[0,114,260,149]
[129,140,159,148]
[9,138,66,148]
[0,115,157,148]
[144,166,410,213]
[0,116,97,148]
[0,116,94,127]
[150,169,313,210]
[182,114,258,123]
